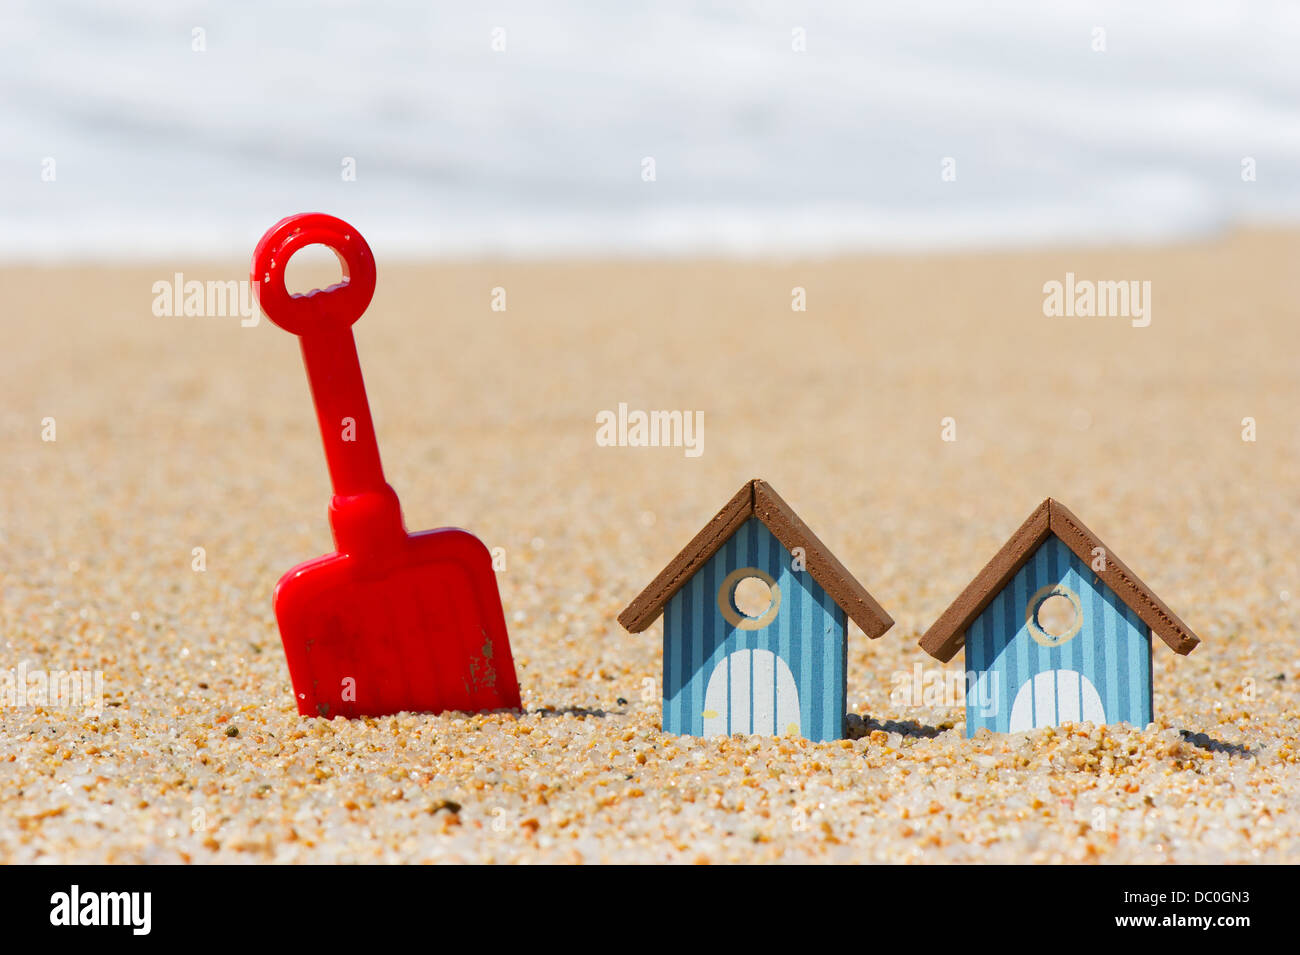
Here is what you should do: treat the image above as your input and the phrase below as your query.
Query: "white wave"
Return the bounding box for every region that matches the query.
[2,0,1298,260]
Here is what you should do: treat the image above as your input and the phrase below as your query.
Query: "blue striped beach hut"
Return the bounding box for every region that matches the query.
[919,499,1201,737]
[618,479,894,742]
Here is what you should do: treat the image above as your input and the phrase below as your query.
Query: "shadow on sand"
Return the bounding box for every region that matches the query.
[846,713,953,740]
[1179,729,1253,758]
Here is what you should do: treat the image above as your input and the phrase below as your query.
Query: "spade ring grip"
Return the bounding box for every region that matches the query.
[251,213,377,335]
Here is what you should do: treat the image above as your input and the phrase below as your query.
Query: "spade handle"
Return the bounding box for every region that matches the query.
[253,214,401,550]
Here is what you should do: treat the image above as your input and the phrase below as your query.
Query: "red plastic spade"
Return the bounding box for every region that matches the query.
[252,213,521,718]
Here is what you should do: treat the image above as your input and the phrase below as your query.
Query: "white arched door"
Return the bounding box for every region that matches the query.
[1009,669,1106,731]
[702,649,800,736]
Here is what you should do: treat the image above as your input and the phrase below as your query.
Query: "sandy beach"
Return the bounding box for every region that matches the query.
[2,229,1297,863]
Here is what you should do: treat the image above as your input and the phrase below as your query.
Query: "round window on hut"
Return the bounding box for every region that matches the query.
[717,567,782,630]
[1026,584,1083,647]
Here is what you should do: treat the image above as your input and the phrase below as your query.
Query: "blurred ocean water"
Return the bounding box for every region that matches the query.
[2,0,1298,260]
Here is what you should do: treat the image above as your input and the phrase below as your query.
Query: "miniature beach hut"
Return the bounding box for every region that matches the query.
[919,499,1200,737]
[619,479,894,742]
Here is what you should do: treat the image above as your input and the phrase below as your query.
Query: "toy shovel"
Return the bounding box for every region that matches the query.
[252,213,521,718]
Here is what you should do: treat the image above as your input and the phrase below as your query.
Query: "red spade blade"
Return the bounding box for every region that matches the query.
[253,213,521,718]
[276,529,518,718]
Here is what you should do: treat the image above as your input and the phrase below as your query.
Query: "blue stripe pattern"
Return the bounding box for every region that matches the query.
[662,518,848,742]
[964,535,1153,737]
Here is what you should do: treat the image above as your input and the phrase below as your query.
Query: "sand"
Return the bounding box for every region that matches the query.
[1,230,1298,863]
